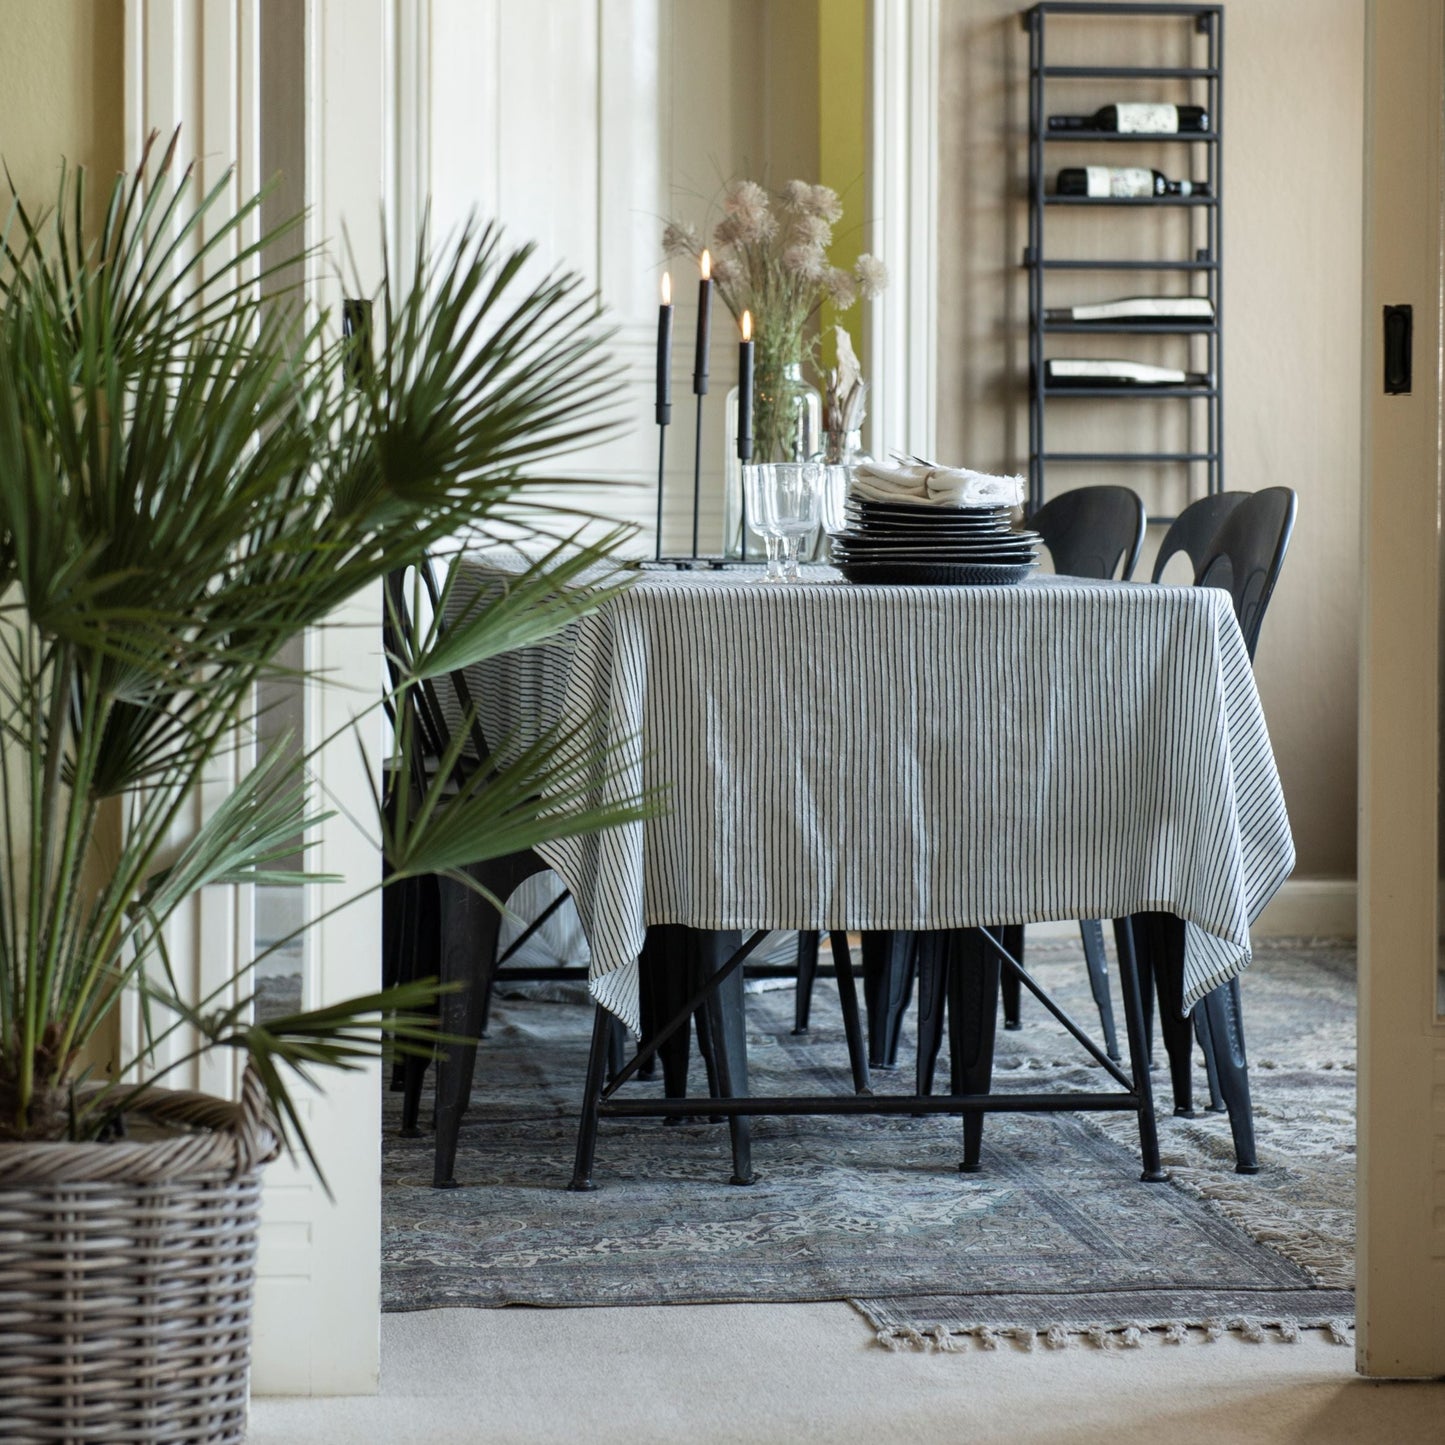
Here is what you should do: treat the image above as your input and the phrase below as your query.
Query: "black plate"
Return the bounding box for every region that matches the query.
[842,515,1013,537]
[852,498,1017,518]
[832,545,1040,566]
[833,529,1040,550]
[836,560,1038,586]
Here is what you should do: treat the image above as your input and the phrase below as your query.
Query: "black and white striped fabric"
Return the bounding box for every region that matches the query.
[452,558,1294,1034]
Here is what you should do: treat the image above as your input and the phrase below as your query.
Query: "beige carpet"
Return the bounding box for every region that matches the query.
[248,1302,1442,1445]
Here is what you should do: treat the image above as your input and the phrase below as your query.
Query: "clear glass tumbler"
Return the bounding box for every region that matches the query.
[742,461,823,582]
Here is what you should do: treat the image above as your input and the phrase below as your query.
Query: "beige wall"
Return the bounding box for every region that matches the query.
[937,0,1365,879]
[0,0,125,1074]
[0,0,123,206]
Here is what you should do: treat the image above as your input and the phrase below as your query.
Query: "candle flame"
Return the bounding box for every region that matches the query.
[700,249,712,281]
[661,272,671,305]
[742,310,752,342]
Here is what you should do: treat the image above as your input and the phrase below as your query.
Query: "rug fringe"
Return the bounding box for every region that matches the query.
[872,1317,1356,1353]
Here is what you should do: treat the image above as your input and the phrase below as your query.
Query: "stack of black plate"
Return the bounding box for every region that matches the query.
[830,497,1040,585]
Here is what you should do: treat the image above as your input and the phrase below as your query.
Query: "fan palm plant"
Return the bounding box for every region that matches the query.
[0,132,647,1172]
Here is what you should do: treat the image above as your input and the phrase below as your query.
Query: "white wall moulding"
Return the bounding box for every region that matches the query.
[1250,881,1357,942]
[866,0,940,467]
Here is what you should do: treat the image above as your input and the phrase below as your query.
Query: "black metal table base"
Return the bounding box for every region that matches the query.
[567,920,1170,1192]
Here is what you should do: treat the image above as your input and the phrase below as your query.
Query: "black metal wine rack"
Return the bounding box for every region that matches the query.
[1023,2,1224,521]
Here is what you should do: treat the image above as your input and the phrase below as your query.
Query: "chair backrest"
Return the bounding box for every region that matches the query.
[1194,487,1297,660]
[1029,485,1147,581]
[1150,492,1251,584]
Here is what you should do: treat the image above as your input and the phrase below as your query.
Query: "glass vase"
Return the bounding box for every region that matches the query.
[723,361,821,561]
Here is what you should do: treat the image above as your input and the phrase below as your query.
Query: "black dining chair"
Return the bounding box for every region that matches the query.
[387,560,837,1187]
[1031,484,1147,583]
[1150,491,1252,584]
[382,564,616,1185]
[1130,486,1297,1168]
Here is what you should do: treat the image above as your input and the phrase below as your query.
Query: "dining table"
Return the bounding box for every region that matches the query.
[443,552,1295,1192]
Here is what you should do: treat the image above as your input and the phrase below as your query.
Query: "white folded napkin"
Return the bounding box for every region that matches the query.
[850,459,1025,509]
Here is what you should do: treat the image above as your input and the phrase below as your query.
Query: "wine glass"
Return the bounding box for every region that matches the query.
[743,462,823,583]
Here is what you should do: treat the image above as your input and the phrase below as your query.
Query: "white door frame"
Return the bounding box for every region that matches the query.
[866,0,940,466]
[123,0,396,1396]
[1358,0,1445,1379]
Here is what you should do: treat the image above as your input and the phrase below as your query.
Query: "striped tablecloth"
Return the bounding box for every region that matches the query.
[453,558,1294,1034]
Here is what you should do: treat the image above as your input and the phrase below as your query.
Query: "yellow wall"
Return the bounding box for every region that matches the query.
[818,0,867,370]
[0,1,124,208]
[936,0,1364,880]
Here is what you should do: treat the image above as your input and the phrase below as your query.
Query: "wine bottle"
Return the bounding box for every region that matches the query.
[1048,103,1209,134]
[1042,296,1215,324]
[1055,166,1210,199]
[1044,359,1211,388]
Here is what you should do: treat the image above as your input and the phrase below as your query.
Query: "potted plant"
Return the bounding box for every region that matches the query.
[0,133,644,1442]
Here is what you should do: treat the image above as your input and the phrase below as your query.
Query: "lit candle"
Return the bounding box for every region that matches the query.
[737,309,754,462]
[692,249,712,396]
[656,272,673,425]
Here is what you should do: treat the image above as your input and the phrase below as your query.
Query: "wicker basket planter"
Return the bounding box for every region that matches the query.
[0,1069,279,1445]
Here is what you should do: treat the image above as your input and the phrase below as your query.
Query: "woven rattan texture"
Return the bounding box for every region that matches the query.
[0,1071,277,1444]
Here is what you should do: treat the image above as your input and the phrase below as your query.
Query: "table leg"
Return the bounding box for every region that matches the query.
[693,929,755,1185]
[794,930,821,1035]
[861,931,916,1069]
[1136,912,1197,1117]
[568,1004,613,1192]
[999,923,1024,1030]
[951,929,1001,1174]
[1199,977,1259,1174]
[1079,918,1121,1062]
[1112,916,1168,1183]
[827,930,872,1095]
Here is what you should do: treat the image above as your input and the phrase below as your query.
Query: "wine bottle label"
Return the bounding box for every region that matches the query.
[1114,102,1179,134]
[1085,166,1154,198]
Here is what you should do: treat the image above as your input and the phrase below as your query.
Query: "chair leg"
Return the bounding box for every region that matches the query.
[1079,918,1121,1062]
[640,926,695,1125]
[1199,977,1259,1173]
[384,873,410,1090]
[861,931,916,1069]
[400,874,440,1130]
[432,872,491,1188]
[794,930,821,1034]
[693,1002,726,1124]
[914,932,949,1100]
[567,1004,612,1191]
[1135,912,1196,1116]
[1113,916,1167,1183]
[692,929,754,1185]
[827,930,872,1095]
[950,929,1001,1173]
[1194,1007,1227,1112]
[605,1017,628,1087]
[998,923,1024,1030]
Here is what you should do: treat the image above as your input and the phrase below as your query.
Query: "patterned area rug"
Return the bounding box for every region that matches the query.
[382,938,1355,1349]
